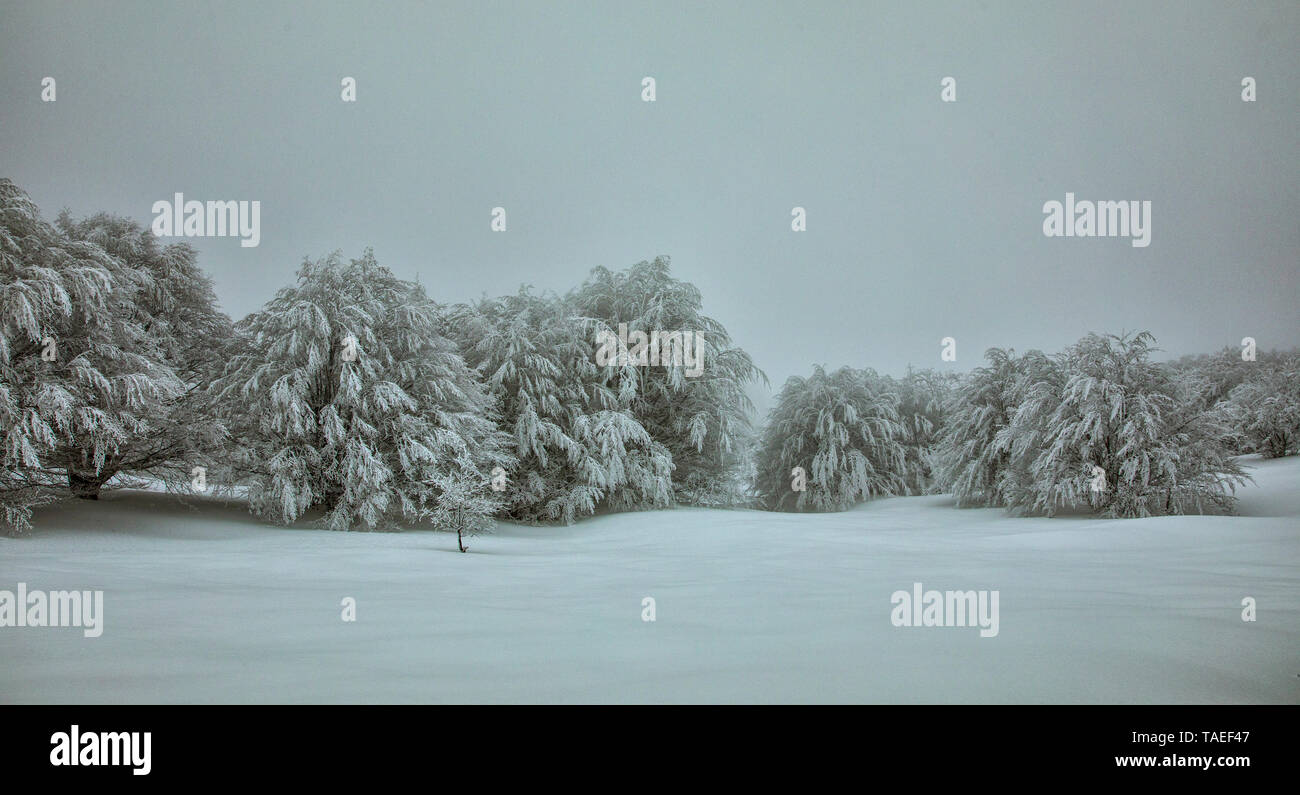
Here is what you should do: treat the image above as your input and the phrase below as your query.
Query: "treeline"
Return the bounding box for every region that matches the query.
[755,334,1298,518]
[0,180,764,534]
[3,179,1295,534]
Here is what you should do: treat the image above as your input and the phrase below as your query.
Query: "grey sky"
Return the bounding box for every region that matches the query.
[2,0,1296,413]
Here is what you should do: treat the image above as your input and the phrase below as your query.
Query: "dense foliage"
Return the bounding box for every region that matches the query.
[4,180,1295,534]
[213,251,510,531]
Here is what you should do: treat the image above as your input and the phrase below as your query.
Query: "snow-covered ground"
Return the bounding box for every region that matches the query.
[2,456,1297,704]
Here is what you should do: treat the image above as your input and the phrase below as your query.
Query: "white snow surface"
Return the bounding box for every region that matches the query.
[2,456,1297,703]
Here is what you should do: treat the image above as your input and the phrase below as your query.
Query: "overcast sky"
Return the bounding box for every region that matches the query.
[2,0,1296,410]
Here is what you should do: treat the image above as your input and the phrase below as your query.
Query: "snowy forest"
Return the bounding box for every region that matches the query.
[3,178,1298,538]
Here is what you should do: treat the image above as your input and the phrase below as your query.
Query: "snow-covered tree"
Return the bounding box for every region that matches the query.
[891,367,960,495]
[448,288,672,524]
[569,256,766,505]
[1166,347,1255,416]
[0,180,198,531]
[1226,355,1300,458]
[53,212,230,497]
[1,181,111,529]
[429,470,500,552]
[754,365,906,511]
[1001,332,1248,517]
[984,350,1067,509]
[214,250,509,531]
[933,347,1059,507]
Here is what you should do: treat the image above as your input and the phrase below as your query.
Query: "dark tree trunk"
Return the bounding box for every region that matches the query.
[322,489,344,512]
[68,470,107,500]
